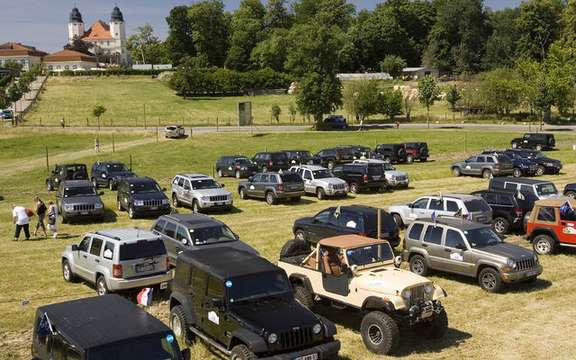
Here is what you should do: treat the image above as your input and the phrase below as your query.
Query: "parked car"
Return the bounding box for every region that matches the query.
[215,155,257,179]
[404,142,429,162]
[338,145,381,160]
[151,213,257,266]
[278,235,448,355]
[56,180,105,223]
[388,194,492,228]
[168,247,341,359]
[252,151,290,172]
[61,228,172,295]
[481,150,538,178]
[374,143,407,163]
[291,205,401,248]
[526,198,576,255]
[451,153,514,178]
[165,125,186,139]
[289,164,348,199]
[511,133,555,151]
[489,177,559,203]
[471,190,531,235]
[0,109,13,120]
[504,149,562,175]
[322,114,348,130]
[353,159,409,188]
[171,173,232,213]
[32,295,190,360]
[332,162,386,193]
[116,177,171,219]
[313,147,356,169]
[564,183,576,198]
[46,163,88,191]
[282,150,314,165]
[404,218,542,292]
[238,172,304,205]
[90,160,136,190]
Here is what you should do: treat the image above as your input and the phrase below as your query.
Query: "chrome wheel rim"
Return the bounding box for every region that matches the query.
[172,314,182,338]
[63,263,70,280]
[97,279,106,295]
[494,219,506,233]
[536,167,545,176]
[514,169,521,177]
[368,324,384,345]
[453,168,459,176]
[481,272,497,289]
[266,193,274,204]
[411,258,424,274]
[536,239,550,254]
[129,207,134,218]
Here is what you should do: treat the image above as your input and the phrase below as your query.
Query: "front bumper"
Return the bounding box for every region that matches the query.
[543,164,562,173]
[260,340,341,360]
[108,271,173,291]
[133,205,171,215]
[324,187,348,196]
[199,199,233,209]
[63,208,105,219]
[406,300,444,325]
[388,179,409,188]
[501,265,543,283]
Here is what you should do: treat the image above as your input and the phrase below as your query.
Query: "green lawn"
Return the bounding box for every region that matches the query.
[2,128,576,359]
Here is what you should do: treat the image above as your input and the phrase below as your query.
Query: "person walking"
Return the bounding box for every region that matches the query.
[94,137,101,153]
[12,204,30,241]
[60,117,65,128]
[33,197,48,238]
[47,201,58,239]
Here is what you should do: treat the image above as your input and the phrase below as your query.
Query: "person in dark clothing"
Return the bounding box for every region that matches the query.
[33,197,48,237]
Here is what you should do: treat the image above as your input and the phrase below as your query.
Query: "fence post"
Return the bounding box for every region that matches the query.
[129,154,133,171]
[45,146,49,174]
[112,134,115,152]
[143,104,147,129]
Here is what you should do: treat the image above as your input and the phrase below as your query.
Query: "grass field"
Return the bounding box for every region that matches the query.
[1,127,576,359]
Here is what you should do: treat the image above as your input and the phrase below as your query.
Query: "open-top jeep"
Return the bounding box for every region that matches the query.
[526,198,576,255]
[46,163,88,191]
[278,235,448,355]
[169,247,340,360]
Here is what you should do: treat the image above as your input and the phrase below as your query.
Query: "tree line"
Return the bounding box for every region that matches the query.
[0,62,42,114]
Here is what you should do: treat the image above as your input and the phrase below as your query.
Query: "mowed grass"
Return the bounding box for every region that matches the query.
[2,128,576,359]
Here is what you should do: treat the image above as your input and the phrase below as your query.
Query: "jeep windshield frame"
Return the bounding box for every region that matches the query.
[345,243,395,268]
[227,271,291,304]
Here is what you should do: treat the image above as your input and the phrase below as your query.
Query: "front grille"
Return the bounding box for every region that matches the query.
[333,183,347,190]
[278,327,314,350]
[73,204,94,211]
[408,286,425,306]
[143,199,163,207]
[395,176,407,182]
[515,258,536,271]
[209,195,228,202]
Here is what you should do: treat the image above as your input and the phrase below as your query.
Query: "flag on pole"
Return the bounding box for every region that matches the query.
[431,211,437,224]
[137,288,154,306]
[560,201,573,216]
[38,312,54,337]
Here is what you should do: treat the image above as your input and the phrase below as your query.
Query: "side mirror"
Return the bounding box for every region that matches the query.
[162,187,167,192]
[98,191,105,196]
[71,244,78,251]
[394,255,402,268]
[181,348,191,360]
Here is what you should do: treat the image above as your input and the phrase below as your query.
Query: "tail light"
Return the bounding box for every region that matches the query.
[515,208,523,218]
[166,257,170,269]
[277,184,284,192]
[112,264,123,278]
[336,153,341,161]
[363,174,369,183]
[268,160,273,167]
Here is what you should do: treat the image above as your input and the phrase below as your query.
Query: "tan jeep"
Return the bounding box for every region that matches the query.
[277,235,448,355]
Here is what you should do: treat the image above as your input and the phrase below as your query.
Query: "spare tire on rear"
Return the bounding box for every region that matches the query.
[280,239,311,258]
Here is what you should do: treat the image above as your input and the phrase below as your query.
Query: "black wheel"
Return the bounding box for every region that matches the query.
[452,167,461,177]
[265,191,276,205]
[482,169,492,179]
[96,275,109,296]
[92,178,99,189]
[46,181,53,191]
[235,170,241,179]
[533,234,556,255]
[293,284,314,309]
[419,309,448,339]
[492,217,510,235]
[409,254,429,276]
[117,199,123,211]
[536,144,542,151]
[192,200,201,213]
[392,214,404,228]
[350,182,359,194]
[239,187,248,199]
[316,188,326,200]
[230,344,257,360]
[170,305,194,346]
[566,191,576,199]
[535,165,545,176]
[513,168,522,178]
[62,260,77,283]
[294,229,307,241]
[217,169,223,177]
[478,267,503,293]
[327,160,335,170]
[360,311,399,355]
[172,194,180,208]
[280,239,310,258]
[128,206,136,219]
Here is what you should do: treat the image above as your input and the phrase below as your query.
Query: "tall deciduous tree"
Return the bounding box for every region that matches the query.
[477,68,522,117]
[515,0,563,61]
[226,0,266,71]
[343,80,379,122]
[295,72,342,125]
[263,0,292,30]
[188,0,230,67]
[445,85,462,112]
[127,24,164,64]
[483,8,521,69]
[165,6,195,64]
[418,75,440,128]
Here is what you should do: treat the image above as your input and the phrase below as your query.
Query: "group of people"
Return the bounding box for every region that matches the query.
[12,197,58,241]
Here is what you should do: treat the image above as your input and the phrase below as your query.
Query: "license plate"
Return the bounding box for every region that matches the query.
[136,264,154,273]
[150,206,158,210]
[160,282,168,290]
[373,176,381,180]
[526,270,540,277]
[295,354,318,360]
[81,211,88,215]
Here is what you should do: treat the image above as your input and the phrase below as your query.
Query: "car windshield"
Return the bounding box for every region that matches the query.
[464,227,502,248]
[190,225,237,245]
[346,244,394,266]
[90,333,181,360]
[382,163,395,170]
[465,199,491,212]
[131,182,161,193]
[192,179,220,189]
[280,173,302,183]
[64,186,96,197]
[235,158,252,165]
[537,183,558,196]
[228,271,291,303]
[106,163,127,172]
[312,170,333,179]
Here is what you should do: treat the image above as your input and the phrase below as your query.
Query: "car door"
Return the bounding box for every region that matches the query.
[183,179,193,205]
[163,221,179,258]
[559,206,576,244]
[224,158,234,176]
[72,236,92,280]
[86,236,104,282]
[101,240,115,275]
[407,197,430,222]
[305,209,336,243]
[153,218,174,260]
[246,174,260,197]
[421,225,445,269]
[445,199,460,217]
[256,174,269,198]
[472,156,485,175]
[440,229,475,275]
[461,156,477,175]
[174,225,192,255]
[302,169,314,193]
[319,246,350,297]
[427,197,445,218]
[202,276,226,340]
[335,209,364,236]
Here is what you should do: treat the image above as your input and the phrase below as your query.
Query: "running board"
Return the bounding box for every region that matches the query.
[189,326,231,356]
[559,243,576,248]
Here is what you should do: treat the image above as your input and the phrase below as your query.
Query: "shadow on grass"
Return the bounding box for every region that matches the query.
[547,128,574,132]
[439,126,463,130]
[430,271,552,294]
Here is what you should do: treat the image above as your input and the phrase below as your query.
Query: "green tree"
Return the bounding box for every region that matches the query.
[343,80,379,123]
[225,0,266,71]
[445,85,462,112]
[377,88,403,121]
[293,0,355,30]
[127,23,163,64]
[515,0,563,61]
[263,0,292,30]
[165,6,195,64]
[93,105,107,126]
[288,103,297,122]
[483,8,521,68]
[295,72,342,125]
[559,0,576,47]
[418,76,440,128]
[250,29,289,71]
[477,68,522,117]
[380,55,406,78]
[187,0,230,67]
[270,104,281,123]
[6,83,22,104]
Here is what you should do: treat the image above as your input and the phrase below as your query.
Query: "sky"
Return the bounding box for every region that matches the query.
[0,0,522,53]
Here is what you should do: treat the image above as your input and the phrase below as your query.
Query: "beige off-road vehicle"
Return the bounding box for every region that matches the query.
[277,235,448,355]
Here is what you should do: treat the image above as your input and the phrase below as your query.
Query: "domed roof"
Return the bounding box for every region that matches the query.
[110,6,124,22]
[69,7,83,23]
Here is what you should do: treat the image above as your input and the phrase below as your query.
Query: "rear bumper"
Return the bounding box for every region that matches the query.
[276,191,305,199]
[108,271,173,291]
[501,265,543,283]
[260,340,341,360]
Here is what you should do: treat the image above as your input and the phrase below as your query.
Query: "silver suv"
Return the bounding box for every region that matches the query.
[61,228,172,296]
[171,173,233,213]
[388,194,492,228]
[353,159,409,188]
[452,153,514,178]
[403,218,542,292]
[289,165,348,199]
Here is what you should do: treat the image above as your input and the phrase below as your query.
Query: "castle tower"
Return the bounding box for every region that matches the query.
[68,7,85,43]
[109,6,129,65]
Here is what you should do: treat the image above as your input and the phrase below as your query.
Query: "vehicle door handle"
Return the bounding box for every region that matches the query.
[421,243,428,247]
[444,248,451,253]
[82,255,87,259]
[95,259,100,263]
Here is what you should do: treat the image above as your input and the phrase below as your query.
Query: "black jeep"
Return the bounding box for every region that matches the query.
[46,163,88,191]
[90,160,136,190]
[471,190,531,235]
[331,163,386,193]
[312,147,356,169]
[374,144,407,163]
[116,177,171,219]
[511,133,555,151]
[168,247,340,360]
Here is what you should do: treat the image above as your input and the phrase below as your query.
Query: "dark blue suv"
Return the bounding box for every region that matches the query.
[91,161,136,190]
[482,150,538,178]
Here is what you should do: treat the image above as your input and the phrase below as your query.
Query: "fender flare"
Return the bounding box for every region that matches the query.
[230,328,268,353]
[362,296,396,313]
[529,228,559,243]
[289,273,313,292]
[169,293,197,325]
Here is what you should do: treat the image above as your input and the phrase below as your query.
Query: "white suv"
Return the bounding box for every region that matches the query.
[289,165,348,199]
[171,173,233,213]
[352,159,409,188]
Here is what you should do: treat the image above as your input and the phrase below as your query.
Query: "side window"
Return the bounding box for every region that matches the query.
[537,207,557,222]
[485,193,498,204]
[176,226,190,244]
[90,238,103,256]
[423,226,443,245]
[164,221,177,239]
[252,174,261,182]
[446,200,459,212]
[269,175,278,184]
[314,209,332,223]
[303,170,312,180]
[177,178,184,187]
[486,157,495,163]
[477,156,485,163]
[338,210,361,229]
[408,223,424,240]
[429,198,444,211]
[504,183,517,191]
[172,177,179,185]
[103,242,114,260]
[183,180,191,191]
[206,276,224,298]
[413,198,429,209]
[445,230,466,249]
[153,219,167,233]
[520,184,533,194]
[78,237,91,252]
[260,174,269,183]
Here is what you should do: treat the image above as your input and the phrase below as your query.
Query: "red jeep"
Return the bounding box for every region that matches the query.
[526,198,576,255]
[403,142,429,163]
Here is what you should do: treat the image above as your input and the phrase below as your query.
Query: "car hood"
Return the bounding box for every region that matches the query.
[473,242,534,260]
[109,171,136,178]
[385,170,408,178]
[132,192,168,201]
[314,178,347,186]
[194,188,231,197]
[196,240,258,255]
[61,196,102,204]
[295,217,314,227]
[230,298,319,331]
[356,268,431,294]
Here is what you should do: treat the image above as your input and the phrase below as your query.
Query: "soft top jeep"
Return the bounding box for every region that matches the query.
[169,247,340,360]
[46,163,88,191]
[278,235,448,355]
[511,133,555,151]
[526,198,576,255]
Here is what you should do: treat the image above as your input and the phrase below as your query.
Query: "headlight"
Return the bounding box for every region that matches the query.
[328,183,334,189]
[64,204,74,211]
[134,200,144,206]
[546,162,554,166]
[201,196,210,202]
[102,173,107,178]
[312,323,322,335]
[94,203,103,209]
[424,284,434,294]
[267,333,278,344]
[507,259,516,269]
[162,199,169,205]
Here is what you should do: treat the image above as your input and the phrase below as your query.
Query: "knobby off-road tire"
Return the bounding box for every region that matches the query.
[230,345,257,360]
[293,284,315,309]
[360,311,399,355]
[419,309,449,339]
[170,305,195,346]
[533,234,556,255]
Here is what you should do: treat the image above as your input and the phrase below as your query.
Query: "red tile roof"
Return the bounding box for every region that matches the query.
[43,49,97,63]
[0,42,47,57]
[81,20,113,41]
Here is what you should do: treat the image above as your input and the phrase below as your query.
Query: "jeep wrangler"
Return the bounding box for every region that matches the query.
[46,163,88,191]
[526,198,576,255]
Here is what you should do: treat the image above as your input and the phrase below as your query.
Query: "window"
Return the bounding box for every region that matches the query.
[153,219,167,233]
[176,226,189,244]
[537,207,556,222]
[78,237,91,252]
[484,193,498,204]
[429,199,444,211]
[90,238,103,256]
[446,200,459,212]
[504,183,518,191]
[476,156,485,163]
[172,177,179,185]
[206,276,224,298]
[48,65,53,70]
[177,177,184,187]
[252,174,262,182]
[337,210,361,229]
[269,175,279,184]
[302,170,312,180]
[408,223,424,240]
[183,181,191,191]
[314,209,332,224]
[72,65,77,70]
[103,242,114,260]
[423,226,443,245]
[413,198,429,209]
[445,230,466,249]
[164,222,177,239]
[64,65,69,70]
[486,157,495,163]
